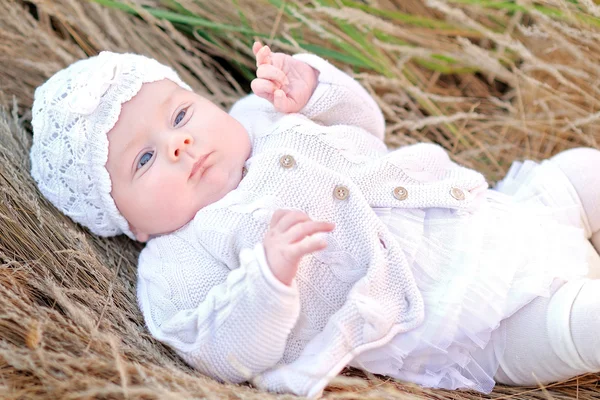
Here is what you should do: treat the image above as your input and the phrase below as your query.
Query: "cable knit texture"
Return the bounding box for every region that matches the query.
[136,55,489,398]
[29,51,191,239]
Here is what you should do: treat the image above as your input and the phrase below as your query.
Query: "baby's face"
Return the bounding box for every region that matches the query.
[106,79,251,242]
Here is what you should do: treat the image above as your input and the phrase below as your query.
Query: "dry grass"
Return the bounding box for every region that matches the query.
[0,0,599,398]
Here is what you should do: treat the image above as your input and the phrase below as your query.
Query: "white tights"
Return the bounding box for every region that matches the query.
[495,148,600,386]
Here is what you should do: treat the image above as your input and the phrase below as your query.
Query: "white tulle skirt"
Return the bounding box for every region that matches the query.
[350,159,591,393]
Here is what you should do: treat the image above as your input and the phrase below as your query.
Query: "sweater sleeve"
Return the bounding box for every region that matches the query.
[228,54,385,141]
[137,234,301,383]
[292,53,385,141]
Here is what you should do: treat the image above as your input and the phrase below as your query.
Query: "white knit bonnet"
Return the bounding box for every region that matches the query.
[30,51,191,239]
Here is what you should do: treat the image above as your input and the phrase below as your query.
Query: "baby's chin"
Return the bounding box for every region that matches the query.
[141,218,194,241]
[206,167,244,202]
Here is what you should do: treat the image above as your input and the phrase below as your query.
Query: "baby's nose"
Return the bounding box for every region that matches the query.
[168,133,194,160]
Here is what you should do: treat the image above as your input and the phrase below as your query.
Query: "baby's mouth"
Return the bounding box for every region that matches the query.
[189,153,211,179]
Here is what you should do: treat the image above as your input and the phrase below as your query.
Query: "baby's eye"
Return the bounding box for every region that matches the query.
[174,109,186,126]
[137,151,154,170]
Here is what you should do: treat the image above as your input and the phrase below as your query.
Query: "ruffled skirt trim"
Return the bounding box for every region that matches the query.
[351,160,590,393]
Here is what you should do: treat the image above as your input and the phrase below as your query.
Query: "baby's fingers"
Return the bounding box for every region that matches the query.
[273,90,300,114]
[251,78,277,100]
[257,64,289,87]
[254,43,272,66]
[287,234,328,260]
[252,41,262,55]
[275,210,310,232]
[286,221,335,244]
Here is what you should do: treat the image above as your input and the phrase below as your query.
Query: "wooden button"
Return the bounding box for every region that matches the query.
[279,155,295,169]
[393,186,408,201]
[450,187,466,200]
[333,185,349,200]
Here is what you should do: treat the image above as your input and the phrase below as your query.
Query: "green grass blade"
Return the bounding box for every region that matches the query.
[90,0,261,34]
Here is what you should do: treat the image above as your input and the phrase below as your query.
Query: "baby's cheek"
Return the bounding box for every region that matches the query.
[202,167,225,186]
[140,180,188,221]
[149,196,195,233]
[155,183,190,211]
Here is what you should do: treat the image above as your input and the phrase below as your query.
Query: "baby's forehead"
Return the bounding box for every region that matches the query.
[107,80,195,141]
[138,78,185,99]
[120,79,188,114]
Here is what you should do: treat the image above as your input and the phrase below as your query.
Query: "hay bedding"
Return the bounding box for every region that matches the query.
[0,0,599,398]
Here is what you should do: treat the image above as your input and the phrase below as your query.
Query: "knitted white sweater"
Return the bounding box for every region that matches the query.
[136,54,488,398]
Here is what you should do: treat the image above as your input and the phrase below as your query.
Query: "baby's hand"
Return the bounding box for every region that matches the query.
[264,209,335,286]
[251,41,319,114]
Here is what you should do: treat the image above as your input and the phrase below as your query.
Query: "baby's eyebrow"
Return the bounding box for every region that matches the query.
[123,89,178,158]
[161,88,179,120]
[121,133,139,161]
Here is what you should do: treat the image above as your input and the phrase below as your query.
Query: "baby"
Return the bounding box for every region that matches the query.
[29,43,600,398]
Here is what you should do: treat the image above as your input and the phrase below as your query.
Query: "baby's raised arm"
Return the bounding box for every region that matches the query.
[229,43,385,141]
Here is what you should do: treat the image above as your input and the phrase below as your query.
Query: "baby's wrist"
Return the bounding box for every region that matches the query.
[253,243,298,292]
